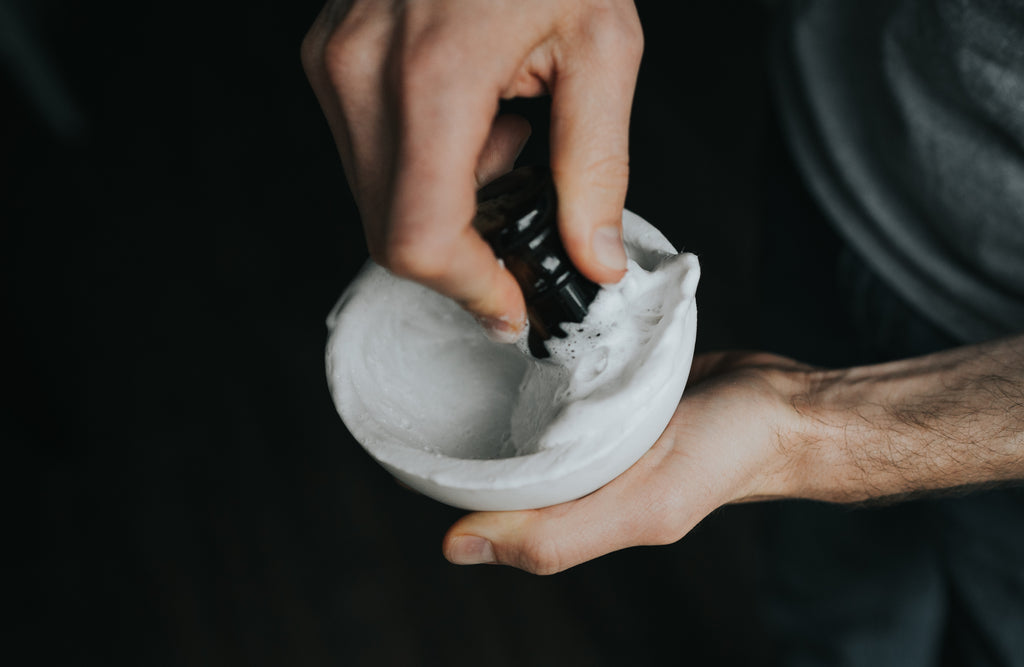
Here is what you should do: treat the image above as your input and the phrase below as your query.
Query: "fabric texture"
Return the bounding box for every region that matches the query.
[758,118,1024,667]
[773,0,1024,344]
[759,5,1024,661]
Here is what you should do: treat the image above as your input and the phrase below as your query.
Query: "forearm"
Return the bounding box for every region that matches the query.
[786,333,1024,503]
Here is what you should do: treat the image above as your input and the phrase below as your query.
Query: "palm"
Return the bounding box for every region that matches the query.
[443,351,805,573]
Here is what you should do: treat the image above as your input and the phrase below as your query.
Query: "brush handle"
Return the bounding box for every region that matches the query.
[474,165,600,358]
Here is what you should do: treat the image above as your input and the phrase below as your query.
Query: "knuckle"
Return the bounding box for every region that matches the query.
[623,15,645,63]
[552,154,630,197]
[644,518,682,547]
[516,535,565,576]
[574,154,630,197]
[300,30,322,75]
[322,26,365,80]
[379,239,451,281]
[321,9,392,85]
[638,500,685,546]
[585,5,644,64]
[590,153,631,183]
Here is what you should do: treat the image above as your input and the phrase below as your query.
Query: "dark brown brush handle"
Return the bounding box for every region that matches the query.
[474,165,600,358]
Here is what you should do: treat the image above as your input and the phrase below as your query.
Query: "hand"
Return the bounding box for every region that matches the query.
[302,0,642,339]
[442,352,811,574]
[443,333,1024,573]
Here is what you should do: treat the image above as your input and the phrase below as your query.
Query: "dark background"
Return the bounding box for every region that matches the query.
[7,1,785,664]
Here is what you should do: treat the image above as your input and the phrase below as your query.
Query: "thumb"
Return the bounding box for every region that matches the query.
[442,445,680,575]
[443,507,634,575]
[548,10,643,285]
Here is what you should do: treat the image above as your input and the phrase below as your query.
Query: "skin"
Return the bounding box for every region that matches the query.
[444,337,1024,574]
[301,0,641,340]
[302,1,1024,574]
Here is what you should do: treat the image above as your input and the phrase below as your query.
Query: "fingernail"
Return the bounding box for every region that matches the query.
[476,315,523,344]
[449,536,495,565]
[593,225,627,272]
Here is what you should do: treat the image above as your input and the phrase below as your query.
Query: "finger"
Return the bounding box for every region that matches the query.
[305,2,395,228]
[302,3,359,187]
[548,7,643,285]
[385,45,527,328]
[442,435,700,574]
[413,224,528,342]
[475,114,532,188]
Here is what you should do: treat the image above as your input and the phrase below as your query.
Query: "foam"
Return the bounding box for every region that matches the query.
[326,210,699,510]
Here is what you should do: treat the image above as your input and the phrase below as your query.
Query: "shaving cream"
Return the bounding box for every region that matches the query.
[326,210,699,511]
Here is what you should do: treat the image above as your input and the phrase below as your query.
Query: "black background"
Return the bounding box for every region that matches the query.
[7,1,781,664]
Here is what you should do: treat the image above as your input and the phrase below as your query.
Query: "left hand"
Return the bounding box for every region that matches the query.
[442,351,811,574]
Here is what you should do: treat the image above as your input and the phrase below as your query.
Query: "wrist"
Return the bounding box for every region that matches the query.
[779,367,865,502]
[718,363,829,504]
[742,365,866,504]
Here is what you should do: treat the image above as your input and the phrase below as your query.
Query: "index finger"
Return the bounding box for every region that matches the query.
[381,39,527,329]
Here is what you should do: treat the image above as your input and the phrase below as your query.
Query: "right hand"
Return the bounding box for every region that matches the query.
[301,0,643,340]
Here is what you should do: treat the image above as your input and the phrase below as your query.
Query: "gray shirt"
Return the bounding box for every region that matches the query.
[774,0,1024,344]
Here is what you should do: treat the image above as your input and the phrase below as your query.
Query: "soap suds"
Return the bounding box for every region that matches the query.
[507,257,684,457]
[325,210,699,509]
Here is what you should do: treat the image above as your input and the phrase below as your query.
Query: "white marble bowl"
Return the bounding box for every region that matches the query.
[326,211,699,511]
